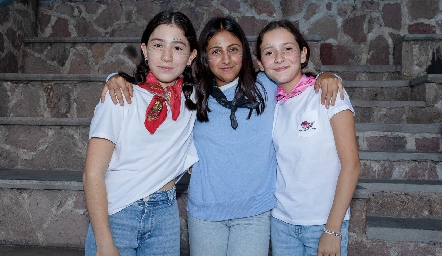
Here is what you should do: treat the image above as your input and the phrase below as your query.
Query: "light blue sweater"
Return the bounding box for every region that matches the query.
[187,72,278,221]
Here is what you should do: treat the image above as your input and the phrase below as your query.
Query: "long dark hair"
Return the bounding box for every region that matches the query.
[256,19,310,70]
[194,16,266,122]
[119,11,198,110]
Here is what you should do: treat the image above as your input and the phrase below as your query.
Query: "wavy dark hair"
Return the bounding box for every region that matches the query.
[194,16,266,122]
[256,19,311,71]
[118,11,197,110]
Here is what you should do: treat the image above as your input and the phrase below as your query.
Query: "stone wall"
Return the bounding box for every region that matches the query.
[35,0,442,66]
[1,0,441,73]
[0,0,37,72]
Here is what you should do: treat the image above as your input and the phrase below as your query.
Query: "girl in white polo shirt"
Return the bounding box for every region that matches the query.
[256,20,361,256]
[83,11,198,256]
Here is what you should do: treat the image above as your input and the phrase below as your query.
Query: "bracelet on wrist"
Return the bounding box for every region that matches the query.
[323,228,342,237]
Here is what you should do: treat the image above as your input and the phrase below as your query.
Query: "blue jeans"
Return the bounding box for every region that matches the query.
[85,187,179,256]
[187,211,271,256]
[271,217,349,256]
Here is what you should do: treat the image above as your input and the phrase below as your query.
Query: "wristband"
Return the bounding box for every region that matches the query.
[106,72,119,82]
[316,72,343,82]
[323,228,342,237]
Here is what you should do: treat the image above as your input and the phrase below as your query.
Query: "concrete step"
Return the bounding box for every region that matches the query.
[366,215,442,243]
[0,167,367,254]
[0,118,90,171]
[2,74,440,125]
[0,168,191,253]
[22,37,141,74]
[356,123,442,153]
[0,245,83,256]
[345,80,415,101]
[359,151,442,181]
[348,237,442,256]
[344,74,442,103]
[1,117,441,172]
[321,65,402,81]
[0,74,105,118]
[353,100,442,123]
[359,179,442,219]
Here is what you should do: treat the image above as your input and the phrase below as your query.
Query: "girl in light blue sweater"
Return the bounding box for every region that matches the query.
[187,17,343,256]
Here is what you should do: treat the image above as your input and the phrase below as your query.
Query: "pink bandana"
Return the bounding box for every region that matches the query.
[276,75,316,103]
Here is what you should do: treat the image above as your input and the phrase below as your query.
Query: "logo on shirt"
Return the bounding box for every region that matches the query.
[299,120,316,131]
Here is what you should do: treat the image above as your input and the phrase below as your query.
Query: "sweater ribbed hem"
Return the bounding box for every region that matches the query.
[187,190,276,221]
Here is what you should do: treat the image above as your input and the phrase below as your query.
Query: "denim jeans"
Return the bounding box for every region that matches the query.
[271,217,349,256]
[187,210,271,256]
[85,187,179,256]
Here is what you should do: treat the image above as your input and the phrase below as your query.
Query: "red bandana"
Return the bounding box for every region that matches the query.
[139,72,183,134]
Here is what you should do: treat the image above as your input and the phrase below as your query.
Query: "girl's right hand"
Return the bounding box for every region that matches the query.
[96,244,120,256]
[100,75,134,105]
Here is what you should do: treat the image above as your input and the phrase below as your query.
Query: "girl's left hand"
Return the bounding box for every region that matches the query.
[317,232,341,256]
[314,72,344,109]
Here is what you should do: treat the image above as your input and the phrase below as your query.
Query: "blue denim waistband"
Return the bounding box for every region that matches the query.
[139,186,176,206]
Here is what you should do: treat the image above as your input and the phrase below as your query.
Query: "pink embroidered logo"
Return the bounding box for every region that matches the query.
[299,121,315,131]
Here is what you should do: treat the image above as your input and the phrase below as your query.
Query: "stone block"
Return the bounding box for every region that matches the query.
[368,36,390,65]
[320,44,358,65]
[237,16,268,36]
[403,161,438,180]
[346,87,412,101]
[367,193,432,218]
[247,0,275,16]
[349,199,366,234]
[382,3,401,30]
[408,0,439,20]
[354,105,442,124]
[359,159,442,181]
[343,14,367,44]
[50,17,71,37]
[0,187,191,253]
[360,160,394,180]
[408,23,436,34]
[95,2,123,32]
[280,0,305,18]
[349,234,442,256]
[0,125,88,171]
[0,188,88,247]
[309,16,338,41]
[432,196,442,218]
[23,41,140,74]
[365,135,407,152]
[415,137,440,153]
[1,80,104,118]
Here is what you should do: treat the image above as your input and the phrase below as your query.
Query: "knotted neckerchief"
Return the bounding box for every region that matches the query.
[210,80,259,129]
[138,72,183,134]
[276,74,316,103]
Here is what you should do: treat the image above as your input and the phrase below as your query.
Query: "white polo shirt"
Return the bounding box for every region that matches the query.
[272,86,354,225]
[89,85,198,214]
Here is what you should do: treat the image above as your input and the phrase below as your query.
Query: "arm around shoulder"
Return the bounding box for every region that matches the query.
[100,74,134,106]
